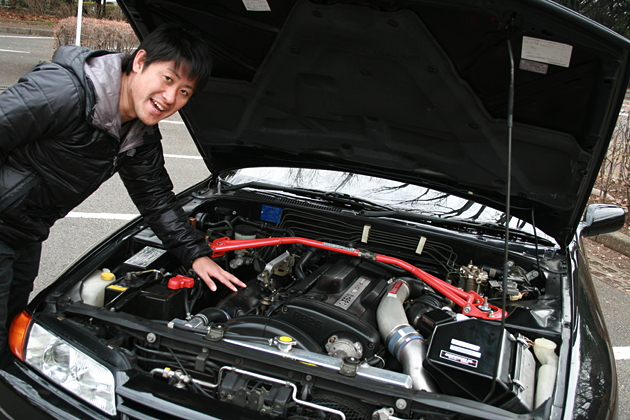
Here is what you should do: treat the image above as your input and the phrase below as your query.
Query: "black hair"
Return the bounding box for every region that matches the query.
[122,23,212,93]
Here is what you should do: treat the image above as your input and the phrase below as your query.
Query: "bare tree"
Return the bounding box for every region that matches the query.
[594,111,630,212]
[555,0,630,38]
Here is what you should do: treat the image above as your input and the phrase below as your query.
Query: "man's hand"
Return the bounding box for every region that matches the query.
[192,256,247,292]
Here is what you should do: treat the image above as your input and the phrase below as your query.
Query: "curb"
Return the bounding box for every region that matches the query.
[0,23,54,37]
[592,231,630,258]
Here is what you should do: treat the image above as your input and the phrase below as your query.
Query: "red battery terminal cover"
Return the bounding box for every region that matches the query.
[168,275,195,290]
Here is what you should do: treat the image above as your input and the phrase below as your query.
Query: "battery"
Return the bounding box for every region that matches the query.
[104,278,187,321]
[133,282,187,321]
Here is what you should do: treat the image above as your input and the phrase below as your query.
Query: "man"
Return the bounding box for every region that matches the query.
[0,23,245,356]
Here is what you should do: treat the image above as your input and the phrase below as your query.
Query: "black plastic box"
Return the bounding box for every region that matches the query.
[105,279,186,321]
[423,318,534,412]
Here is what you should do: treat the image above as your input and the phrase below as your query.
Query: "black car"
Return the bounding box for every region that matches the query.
[1,0,629,419]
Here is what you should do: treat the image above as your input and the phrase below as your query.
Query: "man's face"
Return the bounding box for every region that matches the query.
[124,50,195,125]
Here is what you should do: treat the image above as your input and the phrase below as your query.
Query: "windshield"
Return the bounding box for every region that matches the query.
[221,168,551,241]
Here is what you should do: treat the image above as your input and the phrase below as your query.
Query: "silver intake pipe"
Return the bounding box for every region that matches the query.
[377,281,437,392]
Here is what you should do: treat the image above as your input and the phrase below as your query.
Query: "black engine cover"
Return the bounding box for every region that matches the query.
[277,257,389,358]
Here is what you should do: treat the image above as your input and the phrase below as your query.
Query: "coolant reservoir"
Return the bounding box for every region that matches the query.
[82,269,116,307]
[534,338,558,408]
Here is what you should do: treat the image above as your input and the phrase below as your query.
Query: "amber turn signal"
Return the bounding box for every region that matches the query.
[9,311,32,362]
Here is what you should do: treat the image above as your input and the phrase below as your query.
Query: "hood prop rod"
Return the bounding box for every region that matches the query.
[483,20,517,404]
[209,236,505,320]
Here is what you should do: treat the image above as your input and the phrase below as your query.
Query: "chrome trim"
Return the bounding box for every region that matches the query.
[224,338,413,389]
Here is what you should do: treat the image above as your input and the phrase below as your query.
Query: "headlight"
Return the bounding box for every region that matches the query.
[24,323,116,416]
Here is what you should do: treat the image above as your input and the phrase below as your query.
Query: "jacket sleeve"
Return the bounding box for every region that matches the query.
[117,137,212,267]
[0,61,85,154]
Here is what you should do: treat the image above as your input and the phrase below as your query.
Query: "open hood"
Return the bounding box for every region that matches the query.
[118,0,630,245]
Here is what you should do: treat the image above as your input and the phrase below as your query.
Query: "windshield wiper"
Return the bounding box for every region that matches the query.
[220,180,391,211]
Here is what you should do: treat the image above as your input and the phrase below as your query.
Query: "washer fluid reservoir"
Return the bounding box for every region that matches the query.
[82,269,116,307]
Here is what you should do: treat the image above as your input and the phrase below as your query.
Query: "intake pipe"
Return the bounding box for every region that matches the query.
[377,281,437,392]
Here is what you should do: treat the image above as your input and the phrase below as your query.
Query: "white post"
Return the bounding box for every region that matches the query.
[75,0,84,46]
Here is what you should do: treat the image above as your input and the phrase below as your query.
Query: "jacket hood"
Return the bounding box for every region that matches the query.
[52,46,156,148]
[118,0,630,245]
[52,46,112,130]
[83,52,126,137]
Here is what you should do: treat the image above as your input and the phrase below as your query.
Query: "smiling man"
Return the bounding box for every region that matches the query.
[0,23,245,359]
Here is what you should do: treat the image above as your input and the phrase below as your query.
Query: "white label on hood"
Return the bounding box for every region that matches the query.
[521,36,573,68]
[242,0,271,11]
[519,59,549,74]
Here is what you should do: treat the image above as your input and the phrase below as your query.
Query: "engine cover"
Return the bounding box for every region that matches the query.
[277,258,389,358]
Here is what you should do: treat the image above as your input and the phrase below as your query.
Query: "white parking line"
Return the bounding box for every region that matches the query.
[65,152,201,220]
[0,34,53,39]
[164,154,203,160]
[614,347,630,360]
[66,212,138,220]
[0,48,28,53]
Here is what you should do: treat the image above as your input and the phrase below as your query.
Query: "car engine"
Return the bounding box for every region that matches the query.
[61,200,559,419]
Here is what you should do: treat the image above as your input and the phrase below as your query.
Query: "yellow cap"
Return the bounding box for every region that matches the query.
[278,336,294,343]
[101,272,115,281]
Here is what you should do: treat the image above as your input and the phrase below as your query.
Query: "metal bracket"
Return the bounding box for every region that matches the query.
[205,323,228,342]
[195,347,210,371]
[339,356,361,377]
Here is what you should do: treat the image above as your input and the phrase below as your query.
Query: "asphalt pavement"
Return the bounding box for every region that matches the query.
[0,31,52,89]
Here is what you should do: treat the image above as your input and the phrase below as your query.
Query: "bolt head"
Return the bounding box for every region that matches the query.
[395,399,407,410]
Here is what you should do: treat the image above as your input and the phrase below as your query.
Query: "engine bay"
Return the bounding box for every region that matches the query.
[54,195,564,419]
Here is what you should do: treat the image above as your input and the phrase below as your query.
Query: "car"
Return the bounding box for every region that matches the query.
[1,0,629,419]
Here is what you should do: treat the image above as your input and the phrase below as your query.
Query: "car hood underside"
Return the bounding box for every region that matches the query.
[117,0,630,245]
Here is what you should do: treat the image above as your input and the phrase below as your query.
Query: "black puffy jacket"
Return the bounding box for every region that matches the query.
[0,45,211,266]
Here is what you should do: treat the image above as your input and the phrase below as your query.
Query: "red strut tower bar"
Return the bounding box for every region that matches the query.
[209,236,505,320]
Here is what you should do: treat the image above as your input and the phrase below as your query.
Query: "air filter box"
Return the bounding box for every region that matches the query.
[423,319,535,413]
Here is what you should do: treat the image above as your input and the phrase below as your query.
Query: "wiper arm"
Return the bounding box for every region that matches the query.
[320,191,392,211]
[221,180,321,196]
[221,180,390,211]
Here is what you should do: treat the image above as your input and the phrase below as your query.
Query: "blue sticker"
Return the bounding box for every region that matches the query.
[261,205,282,224]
